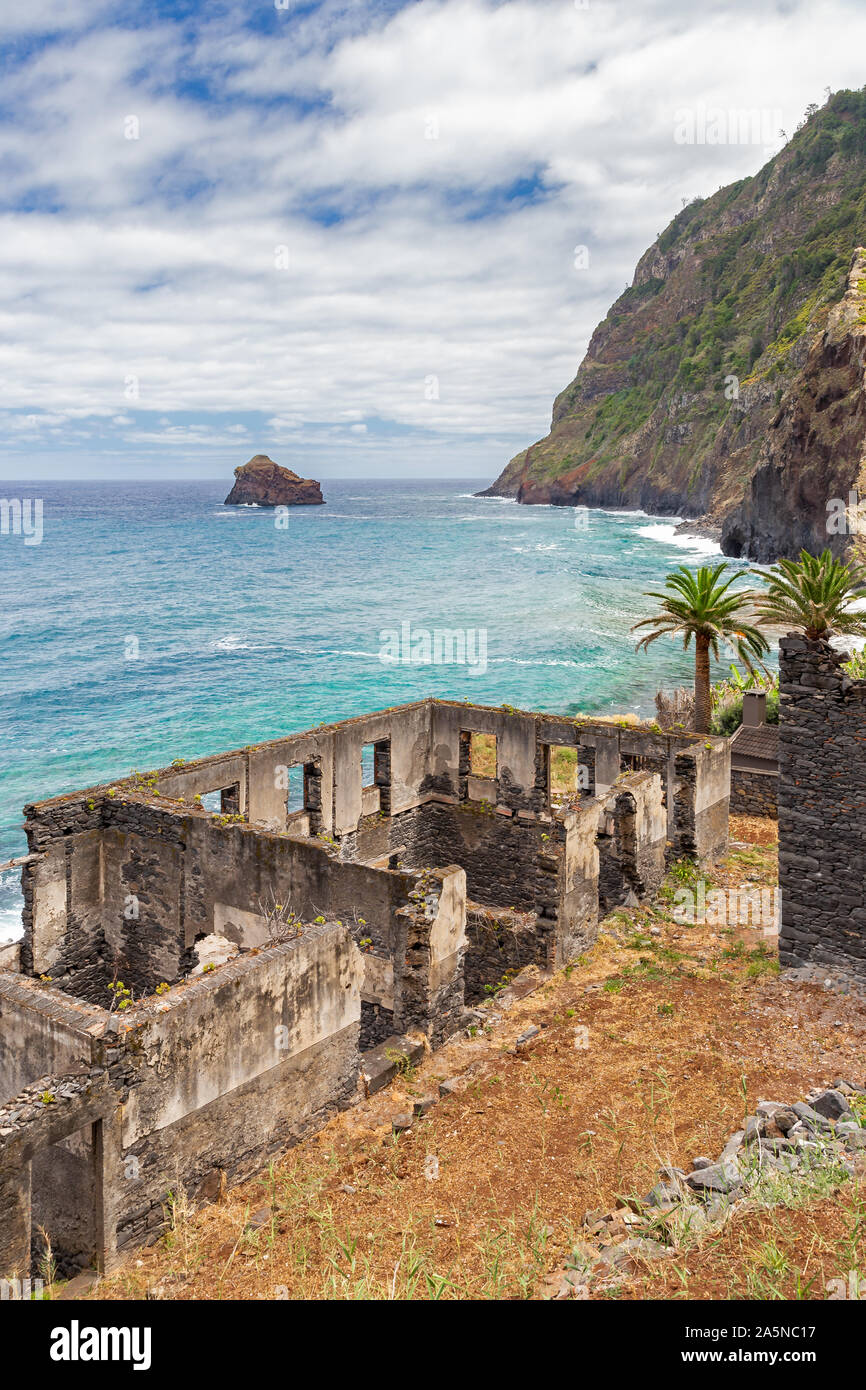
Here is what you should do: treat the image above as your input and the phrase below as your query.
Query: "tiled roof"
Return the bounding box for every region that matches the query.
[731,723,779,761]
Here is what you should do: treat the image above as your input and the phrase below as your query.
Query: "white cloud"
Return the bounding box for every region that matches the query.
[1,0,865,476]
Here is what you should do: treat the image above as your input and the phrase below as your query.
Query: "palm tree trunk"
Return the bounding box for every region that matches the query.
[694,635,711,734]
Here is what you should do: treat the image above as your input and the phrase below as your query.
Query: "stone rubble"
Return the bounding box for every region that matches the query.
[543,1083,866,1299]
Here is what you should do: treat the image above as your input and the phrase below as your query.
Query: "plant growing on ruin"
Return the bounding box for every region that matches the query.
[751,547,866,641]
[36,1225,57,1292]
[259,889,303,943]
[384,1048,415,1080]
[633,563,769,734]
[108,980,133,1011]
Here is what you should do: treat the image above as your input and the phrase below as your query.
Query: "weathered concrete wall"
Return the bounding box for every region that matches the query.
[0,974,96,1105]
[118,1025,359,1252]
[153,752,248,812]
[778,637,866,983]
[121,924,360,1143]
[555,798,601,961]
[690,742,731,858]
[114,924,362,1243]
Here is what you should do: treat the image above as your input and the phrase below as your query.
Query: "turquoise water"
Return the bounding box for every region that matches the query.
[0,477,744,937]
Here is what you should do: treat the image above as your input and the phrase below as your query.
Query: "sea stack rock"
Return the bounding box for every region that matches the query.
[224,455,324,506]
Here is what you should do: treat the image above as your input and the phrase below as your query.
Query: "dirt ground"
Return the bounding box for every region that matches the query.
[75,813,866,1301]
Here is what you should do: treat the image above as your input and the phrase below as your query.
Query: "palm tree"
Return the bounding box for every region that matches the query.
[632,563,769,734]
[751,548,866,641]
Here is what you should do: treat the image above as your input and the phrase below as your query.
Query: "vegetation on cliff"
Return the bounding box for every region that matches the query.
[483,90,866,561]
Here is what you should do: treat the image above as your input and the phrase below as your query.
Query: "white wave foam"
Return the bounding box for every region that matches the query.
[0,908,23,944]
[487,656,588,669]
[596,508,651,520]
[635,523,721,556]
[212,509,267,518]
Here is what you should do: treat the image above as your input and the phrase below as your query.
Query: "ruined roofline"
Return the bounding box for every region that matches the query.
[23,694,722,818]
[427,697,726,749]
[0,919,351,1032]
[22,698,432,815]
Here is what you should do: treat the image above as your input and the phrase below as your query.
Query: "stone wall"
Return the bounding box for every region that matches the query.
[463,905,544,1002]
[730,768,778,819]
[778,636,866,983]
[115,924,362,1250]
[396,800,544,911]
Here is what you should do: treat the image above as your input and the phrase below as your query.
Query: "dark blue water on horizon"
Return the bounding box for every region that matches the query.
[0,476,744,938]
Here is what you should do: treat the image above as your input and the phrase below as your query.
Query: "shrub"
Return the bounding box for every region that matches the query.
[707,663,779,735]
[654,686,694,731]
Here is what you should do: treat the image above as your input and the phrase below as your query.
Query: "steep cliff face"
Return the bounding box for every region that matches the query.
[722,250,866,558]
[482,90,866,561]
[224,456,324,506]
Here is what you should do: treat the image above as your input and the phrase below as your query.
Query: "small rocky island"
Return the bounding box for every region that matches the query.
[224,455,324,506]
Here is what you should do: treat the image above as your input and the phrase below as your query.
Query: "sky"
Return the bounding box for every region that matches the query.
[1,0,865,481]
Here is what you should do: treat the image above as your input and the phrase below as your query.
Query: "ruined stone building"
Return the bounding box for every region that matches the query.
[0,698,730,1279]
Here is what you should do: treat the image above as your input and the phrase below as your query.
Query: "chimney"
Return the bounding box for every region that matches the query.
[742,691,767,727]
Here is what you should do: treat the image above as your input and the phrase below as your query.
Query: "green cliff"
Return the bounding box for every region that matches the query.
[482,90,866,561]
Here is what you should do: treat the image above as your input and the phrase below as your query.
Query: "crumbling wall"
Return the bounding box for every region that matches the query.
[778,636,866,983]
[390,866,466,1047]
[0,1056,116,1281]
[596,772,667,912]
[102,824,186,996]
[114,923,362,1248]
[21,799,108,1002]
[0,974,97,1105]
[0,925,364,1276]
[463,905,545,1002]
[396,800,544,911]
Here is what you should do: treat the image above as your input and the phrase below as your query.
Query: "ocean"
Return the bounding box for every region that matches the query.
[0,476,742,940]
